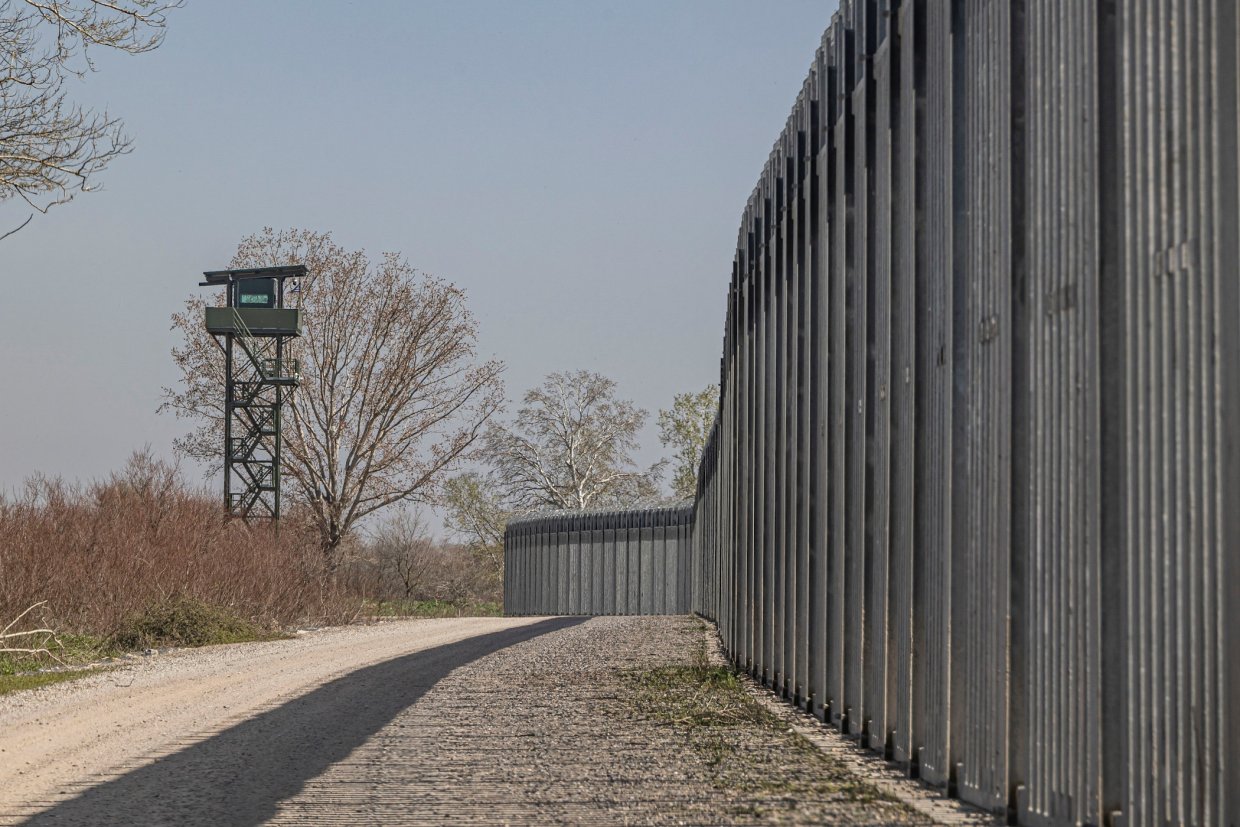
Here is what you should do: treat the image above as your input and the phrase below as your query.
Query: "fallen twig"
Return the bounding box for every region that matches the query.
[1,601,66,664]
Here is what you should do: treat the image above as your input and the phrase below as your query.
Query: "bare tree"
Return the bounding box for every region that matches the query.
[482,370,664,512]
[441,471,513,574]
[369,510,436,600]
[657,383,718,501]
[162,228,506,570]
[1,1,181,237]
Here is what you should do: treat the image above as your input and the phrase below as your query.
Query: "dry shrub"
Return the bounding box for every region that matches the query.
[337,510,500,608]
[0,451,355,640]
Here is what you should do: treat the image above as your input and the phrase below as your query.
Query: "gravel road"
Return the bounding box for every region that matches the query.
[0,617,558,825]
[0,615,979,825]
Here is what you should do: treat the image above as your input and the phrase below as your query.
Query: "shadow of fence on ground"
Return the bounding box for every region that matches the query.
[17,618,584,827]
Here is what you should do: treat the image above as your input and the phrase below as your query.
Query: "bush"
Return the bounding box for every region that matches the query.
[0,451,354,644]
[111,596,278,650]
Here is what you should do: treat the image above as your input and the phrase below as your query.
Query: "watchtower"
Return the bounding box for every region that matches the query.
[199,264,306,520]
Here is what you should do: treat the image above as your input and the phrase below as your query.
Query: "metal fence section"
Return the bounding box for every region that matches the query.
[503,505,693,616]
[504,2,1239,824]
[685,1,1238,825]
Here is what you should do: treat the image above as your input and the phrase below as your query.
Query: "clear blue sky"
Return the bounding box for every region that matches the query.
[0,1,835,511]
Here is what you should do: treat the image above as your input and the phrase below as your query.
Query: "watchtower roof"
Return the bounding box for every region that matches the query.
[199,264,308,286]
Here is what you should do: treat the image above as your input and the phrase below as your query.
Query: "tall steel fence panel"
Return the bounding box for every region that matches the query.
[591,526,605,615]
[567,528,581,615]
[506,528,514,613]
[735,244,747,667]
[950,0,1013,810]
[761,170,777,687]
[505,527,515,614]
[724,283,737,649]
[519,526,530,614]
[520,523,529,615]
[774,143,790,698]
[520,529,528,614]
[579,526,591,615]
[913,0,954,790]
[1012,2,1102,824]
[826,12,850,729]
[866,5,895,755]
[811,31,837,723]
[512,526,522,614]
[642,515,654,615]
[504,534,512,614]
[686,515,695,612]
[582,522,592,614]
[625,519,640,614]
[794,82,814,710]
[740,239,754,673]
[659,513,668,613]
[1099,1,1239,824]
[887,0,917,769]
[744,205,758,673]
[553,528,566,613]
[603,522,616,615]
[520,523,530,614]
[806,46,828,722]
[783,124,799,703]
[533,525,543,615]
[842,0,869,739]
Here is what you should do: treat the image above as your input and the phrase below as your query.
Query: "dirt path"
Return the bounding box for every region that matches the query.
[0,617,554,825]
[0,616,987,825]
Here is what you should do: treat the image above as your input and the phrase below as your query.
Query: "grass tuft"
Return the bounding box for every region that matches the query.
[625,623,917,816]
[0,632,115,677]
[633,662,781,731]
[0,625,114,697]
[0,669,104,697]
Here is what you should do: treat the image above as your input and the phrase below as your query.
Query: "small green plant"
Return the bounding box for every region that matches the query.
[0,633,115,677]
[363,598,503,618]
[630,653,783,769]
[625,626,916,817]
[110,597,284,650]
[0,669,104,697]
[0,603,117,696]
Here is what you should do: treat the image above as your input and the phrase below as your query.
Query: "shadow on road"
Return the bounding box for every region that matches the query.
[20,617,584,827]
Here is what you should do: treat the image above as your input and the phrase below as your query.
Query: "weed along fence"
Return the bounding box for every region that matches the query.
[505,1,1240,825]
[503,505,693,616]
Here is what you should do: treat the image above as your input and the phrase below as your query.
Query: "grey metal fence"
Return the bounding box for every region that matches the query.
[688,1,1239,824]
[503,505,693,616]
[505,2,1239,824]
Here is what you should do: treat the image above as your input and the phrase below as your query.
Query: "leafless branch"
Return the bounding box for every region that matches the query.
[0,211,32,241]
[0,1,183,234]
[1,600,63,660]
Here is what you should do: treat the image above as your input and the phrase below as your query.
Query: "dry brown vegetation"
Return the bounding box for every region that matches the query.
[0,452,504,666]
[0,451,353,647]
[336,510,501,615]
